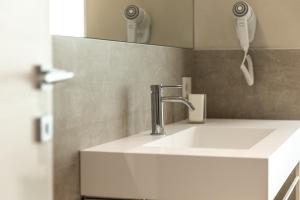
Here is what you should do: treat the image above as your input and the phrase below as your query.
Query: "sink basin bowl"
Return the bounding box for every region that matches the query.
[81,119,300,200]
[145,127,273,149]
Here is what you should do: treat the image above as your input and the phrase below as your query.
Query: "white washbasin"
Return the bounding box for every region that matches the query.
[145,127,273,149]
[81,119,300,200]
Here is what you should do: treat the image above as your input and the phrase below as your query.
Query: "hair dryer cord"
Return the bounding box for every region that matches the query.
[240,50,254,86]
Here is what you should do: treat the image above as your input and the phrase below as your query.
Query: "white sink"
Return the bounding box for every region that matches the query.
[81,119,300,200]
[145,127,273,149]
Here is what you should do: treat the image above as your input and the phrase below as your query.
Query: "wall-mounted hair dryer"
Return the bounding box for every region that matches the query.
[232,1,256,86]
[123,5,151,44]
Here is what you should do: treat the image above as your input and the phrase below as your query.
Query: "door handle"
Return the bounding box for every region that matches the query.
[37,66,74,89]
[35,65,74,143]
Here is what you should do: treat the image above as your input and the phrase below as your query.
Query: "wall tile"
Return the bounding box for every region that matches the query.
[53,36,192,200]
[193,50,300,119]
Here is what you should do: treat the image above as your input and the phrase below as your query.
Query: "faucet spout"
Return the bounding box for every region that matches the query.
[150,84,196,135]
[162,96,195,110]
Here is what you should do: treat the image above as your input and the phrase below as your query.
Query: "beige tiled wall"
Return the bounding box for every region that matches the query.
[52,36,192,200]
[192,49,300,119]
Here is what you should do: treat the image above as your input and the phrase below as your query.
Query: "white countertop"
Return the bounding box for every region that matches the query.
[82,119,300,159]
[81,119,300,200]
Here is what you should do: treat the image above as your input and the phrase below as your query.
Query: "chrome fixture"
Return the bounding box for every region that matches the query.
[35,65,74,143]
[36,65,74,89]
[151,84,195,135]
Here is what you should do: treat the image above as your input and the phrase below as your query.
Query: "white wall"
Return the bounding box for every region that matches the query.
[49,0,85,37]
[195,0,300,50]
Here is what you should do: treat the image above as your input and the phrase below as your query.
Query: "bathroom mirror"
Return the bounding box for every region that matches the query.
[50,0,194,48]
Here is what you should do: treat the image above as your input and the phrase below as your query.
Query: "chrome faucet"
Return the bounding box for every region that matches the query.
[151,84,195,135]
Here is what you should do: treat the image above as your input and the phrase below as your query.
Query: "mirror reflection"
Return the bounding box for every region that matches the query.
[50,0,194,48]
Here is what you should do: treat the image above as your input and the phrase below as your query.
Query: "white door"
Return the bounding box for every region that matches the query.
[0,0,53,199]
